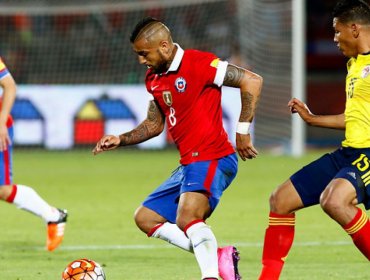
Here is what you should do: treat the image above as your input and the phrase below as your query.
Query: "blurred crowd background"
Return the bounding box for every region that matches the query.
[0,1,238,84]
[0,0,347,149]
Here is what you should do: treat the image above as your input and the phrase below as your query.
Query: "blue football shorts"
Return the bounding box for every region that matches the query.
[142,153,238,223]
[291,147,370,209]
[0,126,13,185]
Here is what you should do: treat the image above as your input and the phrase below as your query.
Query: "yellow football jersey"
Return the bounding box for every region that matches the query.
[342,54,370,148]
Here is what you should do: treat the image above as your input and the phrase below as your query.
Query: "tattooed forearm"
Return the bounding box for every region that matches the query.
[224,63,263,124]
[223,64,244,87]
[240,91,254,122]
[119,101,164,146]
[119,125,149,145]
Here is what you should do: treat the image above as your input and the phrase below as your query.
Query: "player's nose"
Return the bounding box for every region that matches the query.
[138,56,146,65]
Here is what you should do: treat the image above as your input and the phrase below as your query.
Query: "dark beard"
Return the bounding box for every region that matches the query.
[152,61,167,74]
[152,50,170,74]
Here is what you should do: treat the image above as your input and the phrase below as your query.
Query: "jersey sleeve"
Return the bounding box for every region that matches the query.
[0,58,10,80]
[213,59,228,87]
[195,52,228,88]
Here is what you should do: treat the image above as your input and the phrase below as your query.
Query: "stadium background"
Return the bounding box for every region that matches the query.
[1,1,367,280]
[0,0,346,153]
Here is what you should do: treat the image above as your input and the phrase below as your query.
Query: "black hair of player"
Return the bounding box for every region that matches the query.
[332,0,370,24]
[130,17,160,43]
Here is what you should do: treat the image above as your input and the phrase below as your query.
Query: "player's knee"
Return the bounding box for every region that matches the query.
[176,213,191,231]
[0,184,12,201]
[175,220,184,231]
[269,180,303,214]
[134,206,168,234]
[176,210,201,231]
[176,206,204,230]
[320,189,342,216]
[133,206,150,233]
[269,190,289,214]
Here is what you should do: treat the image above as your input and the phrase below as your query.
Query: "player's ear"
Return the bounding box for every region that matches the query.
[351,23,360,38]
[159,40,171,56]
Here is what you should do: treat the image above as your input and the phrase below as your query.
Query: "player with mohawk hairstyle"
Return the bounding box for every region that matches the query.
[259,1,370,279]
[94,17,263,279]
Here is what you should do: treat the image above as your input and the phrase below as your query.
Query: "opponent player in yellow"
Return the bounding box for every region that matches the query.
[0,57,67,251]
[259,0,370,278]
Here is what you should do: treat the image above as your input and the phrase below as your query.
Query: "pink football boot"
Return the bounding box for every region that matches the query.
[218,246,241,280]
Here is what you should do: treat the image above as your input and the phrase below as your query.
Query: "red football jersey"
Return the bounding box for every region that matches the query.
[145,45,235,164]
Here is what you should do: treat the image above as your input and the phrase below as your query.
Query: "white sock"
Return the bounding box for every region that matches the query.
[186,222,218,279]
[12,184,59,223]
[151,222,193,252]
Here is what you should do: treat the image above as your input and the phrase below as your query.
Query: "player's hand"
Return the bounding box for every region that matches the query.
[235,133,258,161]
[92,135,120,155]
[288,98,313,121]
[0,123,11,152]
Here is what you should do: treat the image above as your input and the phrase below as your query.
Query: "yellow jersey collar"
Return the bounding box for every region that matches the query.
[356,53,370,63]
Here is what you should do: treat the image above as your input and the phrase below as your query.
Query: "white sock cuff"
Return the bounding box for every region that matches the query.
[185,220,208,238]
[147,223,165,237]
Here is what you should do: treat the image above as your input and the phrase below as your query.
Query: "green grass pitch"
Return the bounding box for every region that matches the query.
[0,149,368,279]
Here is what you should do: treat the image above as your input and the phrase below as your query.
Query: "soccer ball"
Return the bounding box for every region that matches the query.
[62,258,106,280]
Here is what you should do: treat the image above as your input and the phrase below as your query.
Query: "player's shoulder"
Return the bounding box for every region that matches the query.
[185,49,216,58]
[184,49,218,65]
[144,69,156,91]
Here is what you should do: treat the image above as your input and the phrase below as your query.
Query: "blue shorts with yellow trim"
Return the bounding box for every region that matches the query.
[142,153,238,223]
[291,147,370,209]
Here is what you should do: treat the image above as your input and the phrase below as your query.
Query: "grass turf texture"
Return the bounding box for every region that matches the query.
[0,149,368,279]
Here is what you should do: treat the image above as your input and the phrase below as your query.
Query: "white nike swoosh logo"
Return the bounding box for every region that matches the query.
[186,183,199,186]
[151,85,159,91]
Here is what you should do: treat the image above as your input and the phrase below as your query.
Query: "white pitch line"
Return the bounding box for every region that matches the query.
[12,240,353,252]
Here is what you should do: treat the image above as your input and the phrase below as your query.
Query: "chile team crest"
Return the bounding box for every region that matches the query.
[175,77,186,93]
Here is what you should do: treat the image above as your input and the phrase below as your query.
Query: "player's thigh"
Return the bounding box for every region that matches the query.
[181,153,238,212]
[321,177,357,208]
[290,152,340,208]
[142,166,184,224]
[319,178,358,225]
[341,151,370,210]
[324,148,370,210]
[176,191,211,230]
[269,179,304,214]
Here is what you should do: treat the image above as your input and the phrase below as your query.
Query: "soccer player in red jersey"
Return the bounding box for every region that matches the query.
[259,1,370,279]
[93,17,263,279]
[0,57,67,251]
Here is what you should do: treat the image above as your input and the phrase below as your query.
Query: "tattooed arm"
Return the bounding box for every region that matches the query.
[119,100,165,145]
[223,64,263,122]
[92,100,165,155]
[223,64,263,160]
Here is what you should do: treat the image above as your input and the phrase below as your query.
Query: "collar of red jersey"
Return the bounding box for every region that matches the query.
[166,43,184,73]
